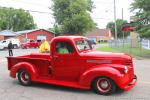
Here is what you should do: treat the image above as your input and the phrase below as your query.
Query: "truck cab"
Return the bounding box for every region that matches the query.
[7,36,137,95]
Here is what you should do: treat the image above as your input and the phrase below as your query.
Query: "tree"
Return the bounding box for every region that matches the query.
[0,7,37,31]
[51,0,96,35]
[130,0,150,38]
[106,19,129,38]
[48,24,62,35]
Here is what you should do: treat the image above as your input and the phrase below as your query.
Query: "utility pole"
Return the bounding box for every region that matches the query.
[122,8,125,48]
[114,0,117,42]
[122,8,124,20]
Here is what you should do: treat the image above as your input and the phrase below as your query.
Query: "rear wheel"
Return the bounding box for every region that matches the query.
[92,77,116,95]
[17,69,31,86]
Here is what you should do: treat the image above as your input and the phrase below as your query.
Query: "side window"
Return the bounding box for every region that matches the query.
[56,42,74,54]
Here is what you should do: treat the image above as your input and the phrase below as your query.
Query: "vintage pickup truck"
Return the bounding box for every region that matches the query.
[7,36,137,95]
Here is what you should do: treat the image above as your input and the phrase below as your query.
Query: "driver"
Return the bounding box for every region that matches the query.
[57,43,69,54]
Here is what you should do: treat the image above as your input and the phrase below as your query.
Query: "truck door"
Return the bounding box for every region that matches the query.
[52,41,80,81]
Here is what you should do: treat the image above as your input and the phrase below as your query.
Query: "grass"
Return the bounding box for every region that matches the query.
[97,45,150,59]
[97,46,119,52]
[97,42,108,44]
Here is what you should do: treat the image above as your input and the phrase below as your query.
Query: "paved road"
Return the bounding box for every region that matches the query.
[0,49,150,100]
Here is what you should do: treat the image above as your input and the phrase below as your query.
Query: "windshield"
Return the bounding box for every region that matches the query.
[76,39,91,51]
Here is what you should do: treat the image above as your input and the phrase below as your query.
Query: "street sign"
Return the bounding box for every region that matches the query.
[122,22,136,32]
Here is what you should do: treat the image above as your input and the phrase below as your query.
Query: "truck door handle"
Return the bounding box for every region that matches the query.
[54,55,59,59]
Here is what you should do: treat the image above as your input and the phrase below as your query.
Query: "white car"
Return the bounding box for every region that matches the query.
[0,38,20,50]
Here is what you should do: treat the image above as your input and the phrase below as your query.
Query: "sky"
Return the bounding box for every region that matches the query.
[0,0,134,29]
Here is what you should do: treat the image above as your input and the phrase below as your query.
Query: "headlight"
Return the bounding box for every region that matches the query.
[124,66,128,74]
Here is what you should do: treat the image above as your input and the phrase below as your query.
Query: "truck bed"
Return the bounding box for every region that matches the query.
[7,53,51,72]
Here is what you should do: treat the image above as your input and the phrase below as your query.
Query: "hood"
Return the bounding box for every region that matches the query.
[80,51,132,60]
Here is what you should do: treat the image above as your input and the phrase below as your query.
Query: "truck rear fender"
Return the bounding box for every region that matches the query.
[10,62,38,81]
[79,64,124,88]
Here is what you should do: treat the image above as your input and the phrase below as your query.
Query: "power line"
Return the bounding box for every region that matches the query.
[93,17,112,20]
[26,10,52,14]
[93,0,113,4]
[12,0,49,8]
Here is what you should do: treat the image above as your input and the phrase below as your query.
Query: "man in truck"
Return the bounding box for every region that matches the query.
[57,42,69,54]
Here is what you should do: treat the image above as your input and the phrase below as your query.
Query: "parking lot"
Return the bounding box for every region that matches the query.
[0,48,150,100]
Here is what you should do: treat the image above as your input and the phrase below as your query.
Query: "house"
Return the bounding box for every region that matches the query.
[0,30,16,41]
[15,29,55,43]
[86,28,113,42]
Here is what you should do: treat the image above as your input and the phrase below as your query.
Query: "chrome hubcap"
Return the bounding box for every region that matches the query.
[20,71,29,84]
[101,81,109,89]
[97,78,111,93]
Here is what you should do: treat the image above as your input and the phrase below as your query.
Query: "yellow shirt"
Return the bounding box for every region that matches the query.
[39,41,50,53]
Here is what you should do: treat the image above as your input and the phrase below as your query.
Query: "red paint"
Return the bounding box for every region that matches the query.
[7,36,137,93]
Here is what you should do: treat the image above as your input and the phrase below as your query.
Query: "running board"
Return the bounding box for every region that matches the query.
[34,78,90,90]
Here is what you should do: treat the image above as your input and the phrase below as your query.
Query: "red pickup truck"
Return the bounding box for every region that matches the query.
[7,36,137,95]
[20,39,40,49]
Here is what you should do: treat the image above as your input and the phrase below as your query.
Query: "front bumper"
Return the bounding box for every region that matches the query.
[122,75,137,91]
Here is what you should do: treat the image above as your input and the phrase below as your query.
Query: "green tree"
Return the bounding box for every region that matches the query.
[51,0,96,35]
[0,7,37,31]
[106,19,129,38]
[48,24,62,35]
[131,0,150,38]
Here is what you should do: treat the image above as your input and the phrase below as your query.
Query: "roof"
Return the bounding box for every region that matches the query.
[51,36,87,42]
[15,29,40,35]
[0,30,16,36]
[86,28,111,37]
[15,29,55,35]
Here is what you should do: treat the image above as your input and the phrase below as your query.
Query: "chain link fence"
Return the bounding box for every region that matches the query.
[108,38,150,58]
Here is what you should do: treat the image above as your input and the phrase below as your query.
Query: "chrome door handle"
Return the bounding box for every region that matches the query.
[53,55,59,60]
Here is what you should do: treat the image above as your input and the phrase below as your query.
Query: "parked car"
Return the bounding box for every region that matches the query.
[20,39,40,49]
[7,36,137,95]
[0,38,20,50]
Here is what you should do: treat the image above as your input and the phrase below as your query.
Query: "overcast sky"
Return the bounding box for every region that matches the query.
[0,0,134,29]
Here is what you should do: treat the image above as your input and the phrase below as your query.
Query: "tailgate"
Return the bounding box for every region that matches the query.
[7,56,27,70]
[7,57,16,70]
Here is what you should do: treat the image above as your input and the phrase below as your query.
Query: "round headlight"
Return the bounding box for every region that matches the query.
[124,66,128,74]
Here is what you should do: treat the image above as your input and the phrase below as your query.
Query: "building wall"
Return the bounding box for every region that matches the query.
[0,35,4,41]
[86,29,113,42]
[17,34,26,42]
[17,29,54,43]
[0,36,15,40]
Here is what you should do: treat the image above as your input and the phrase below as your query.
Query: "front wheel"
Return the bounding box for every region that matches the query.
[92,77,116,95]
[17,69,31,86]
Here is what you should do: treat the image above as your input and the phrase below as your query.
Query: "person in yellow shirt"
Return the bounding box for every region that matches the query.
[39,39,50,53]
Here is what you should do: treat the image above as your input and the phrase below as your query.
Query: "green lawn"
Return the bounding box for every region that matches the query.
[97,46,119,52]
[97,45,150,59]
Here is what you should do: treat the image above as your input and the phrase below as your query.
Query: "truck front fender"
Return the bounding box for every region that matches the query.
[79,64,124,88]
[10,62,38,81]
